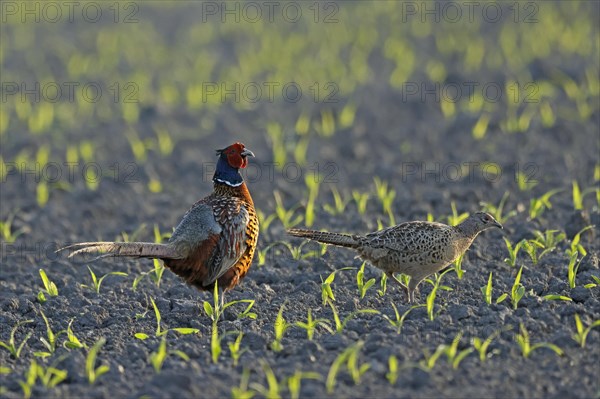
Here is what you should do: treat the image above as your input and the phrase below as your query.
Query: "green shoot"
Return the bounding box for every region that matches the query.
[231,368,255,399]
[566,225,593,257]
[346,341,370,384]
[304,174,320,227]
[250,359,282,399]
[274,191,303,229]
[286,370,321,399]
[531,229,566,258]
[63,318,86,349]
[516,171,538,191]
[471,327,508,362]
[382,303,424,334]
[203,282,257,323]
[373,177,396,225]
[320,267,355,305]
[585,275,600,289]
[270,303,290,352]
[31,359,68,388]
[386,355,398,385]
[228,331,247,366]
[444,332,474,369]
[452,253,465,279]
[257,209,278,233]
[326,341,369,393]
[0,210,26,243]
[447,202,469,226]
[572,314,600,348]
[135,297,199,339]
[18,360,38,399]
[521,240,541,265]
[327,301,379,333]
[419,344,447,370]
[480,191,516,224]
[352,190,369,215]
[528,189,561,219]
[480,272,493,305]
[86,338,110,384]
[38,268,58,302]
[425,270,453,320]
[510,266,526,310]
[294,309,333,340]
[0,319,33,358]
[150,334,190,373]
[567,252,585,289]
[323,186,350,215]
[503,238,523,267]
[356,261,376,299]
[515,324,563,358]
[572,181,583,210]
[377,273,388,297]
[81,266,127,294]
[35,310,65,357]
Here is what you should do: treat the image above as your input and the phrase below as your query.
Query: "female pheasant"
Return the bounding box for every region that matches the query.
[61,142,259,293]
[288,212,502,303]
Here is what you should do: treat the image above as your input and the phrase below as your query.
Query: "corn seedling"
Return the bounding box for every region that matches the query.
[278,240,322,261]
[257,209,277,232]
[377,273,388,297]
[32,359,68,388]
[116,223,147,243]
[503,237,523,267]
[304,175,320,227]
[356,261,376,299]
[228,331,247,366]
[320,267,355,305]
[570,182,596,210]
[567,252,585,289]
[516,171,538,191]
[132,259,166,290]
[154,126,174,156]
[510,266,526,310]
[374,177,396,225]
[542,294,572,301]
[294,309,333,340]
[327,301,380,333]
[136,297,199,340]
[447,202,469,226]
[267,121,287,169]
[425,270,453,320]
[572,314,600,348]
[444,332,474,369]
[149,334,190,373]
[528,189,561,219]
[453,253,465,279]
[0,210,26,243]
[480,191,516,224]
[566,225,593,258]
[521,240,541,265]
[286,370,321,399]
[419,344,447,370]
[231,368,255,399]
[515,323,563,358]
[203,283,257,324]
[126,130,148,162]
[382,303,424,334]
[386,355,398,385]
[86,338,110,384]
[326,341,369,393]
[37,268,58,303]
[81,266,128,294]
[0,319,33,358]
[274,191,303,229]
[531,229,566,258]
[270,303,291,352]
[480,272,493,305]
[323,186,350,215]
[352,190,369,215]
[471,327,508,362]
[63,319,86,349]
[35,310,65,358]
[18,360,38,399]
[250,359,282,399]
[585,275,600,289]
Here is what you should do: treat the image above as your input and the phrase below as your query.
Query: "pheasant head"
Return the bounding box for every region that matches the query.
[456,212,502,238]
[214,142,255,187]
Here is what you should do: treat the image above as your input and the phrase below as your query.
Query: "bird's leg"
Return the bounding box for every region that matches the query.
[386,272,410,302]
[408,278,420,304]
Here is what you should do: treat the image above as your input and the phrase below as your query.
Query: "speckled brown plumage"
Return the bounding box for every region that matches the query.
[288,212,502,302]
[60,142,259,293]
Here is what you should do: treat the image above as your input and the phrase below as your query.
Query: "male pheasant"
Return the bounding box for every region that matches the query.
[288,212,502,303]
[60,142,259,293]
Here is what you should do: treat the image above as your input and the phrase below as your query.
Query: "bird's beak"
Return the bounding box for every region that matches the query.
[241,148,255,157]
[494,221,503,229]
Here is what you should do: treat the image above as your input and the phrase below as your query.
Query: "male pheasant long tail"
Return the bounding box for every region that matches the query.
[287,229,359,248]
[59,242,184,261]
